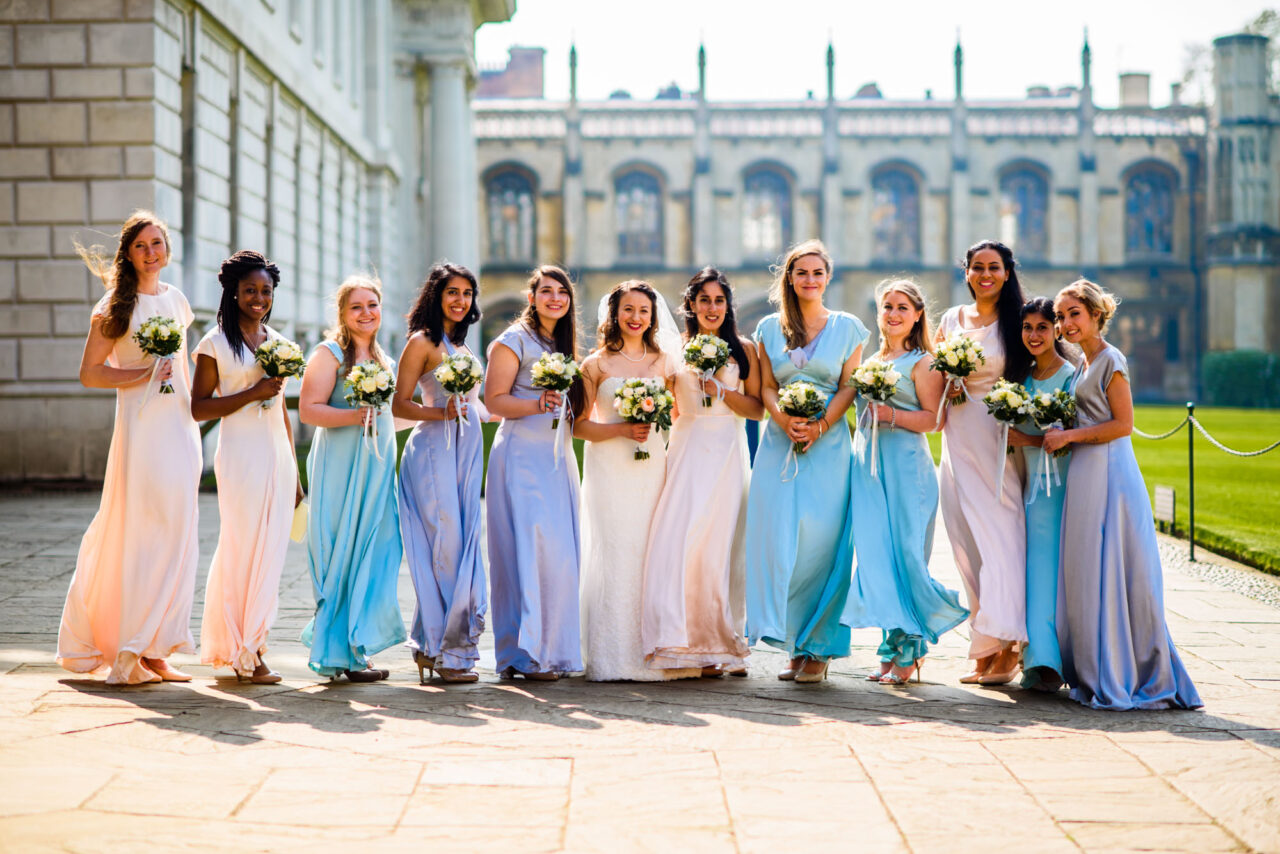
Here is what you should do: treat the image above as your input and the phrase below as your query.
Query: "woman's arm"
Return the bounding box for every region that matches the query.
[78,317,161,389]
[189,354,282,421]
[391,334,461,423]
[871,357,944,434]
[298,345,368,428]
[794,344,863,450]
[1042,370,1132,454]
[484,342,555,420]
[714,340,765,420]
[571,355,636,442]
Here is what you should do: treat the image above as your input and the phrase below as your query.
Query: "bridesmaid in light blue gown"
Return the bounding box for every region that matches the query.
[1007,297,1076,691]
[746,240,867,683]
[1045,280,1201,710]
[483,265,585,680]
[298,275,405,681]
[842,280,968,685]
[394,264,486,685]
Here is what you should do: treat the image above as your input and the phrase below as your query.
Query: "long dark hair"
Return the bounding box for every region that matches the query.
[406,262,480,346]
[518,264,586,416]
[77,210,172,340]
[682,266,751,380]
[217,250,280,361]
[963,239,1030,382]
[597,280,660,353]
[1017,297,1075,382]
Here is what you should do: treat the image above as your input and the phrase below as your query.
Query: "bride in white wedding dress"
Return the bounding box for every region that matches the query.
[575,281,700,682]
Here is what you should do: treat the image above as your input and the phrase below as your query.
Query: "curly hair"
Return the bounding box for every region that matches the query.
[1054,279,1120,334]
[405,262,480,346]
[77,210,172,340]
[597,280,660,354]
[515,265,586,416]
[217,250,281,361]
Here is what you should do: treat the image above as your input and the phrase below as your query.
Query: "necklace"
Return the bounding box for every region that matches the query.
[617,344,648,363]
[1032,358,1063,381]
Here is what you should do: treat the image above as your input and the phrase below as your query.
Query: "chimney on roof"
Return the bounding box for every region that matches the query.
[1119,72,1150,108]
[1170,81,1183,106]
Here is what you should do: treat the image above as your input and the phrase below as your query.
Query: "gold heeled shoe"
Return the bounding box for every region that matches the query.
[436,667,480,684]
[413,651,436,684]
[777,656,805,681]
[794,659,829,684]
[143,658,192,682]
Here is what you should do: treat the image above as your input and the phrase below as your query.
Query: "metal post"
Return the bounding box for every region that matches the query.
[1187,401,1195,562]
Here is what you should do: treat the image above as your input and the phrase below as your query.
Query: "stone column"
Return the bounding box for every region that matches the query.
[691,45,713,266]
[1077,34,1100,275]
[428,59,479,271]
[820,43,843,307]
[563,44,586,269]
[948,39,971,305]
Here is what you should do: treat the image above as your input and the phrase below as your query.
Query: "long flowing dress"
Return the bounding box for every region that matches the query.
[642,361,751,671]
[57,284,202,685]
[195,325,295,674]
[937,307,1027,659]
[398,337,486,672]
[301,340,405,677]
[842,350,969,666]
[485,323,582,675]
[1057,345,1202,710]
[745,311,868,662]
[1019,361,1076,689]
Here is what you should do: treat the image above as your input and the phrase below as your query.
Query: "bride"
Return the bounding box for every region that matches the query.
[576,280,700,681]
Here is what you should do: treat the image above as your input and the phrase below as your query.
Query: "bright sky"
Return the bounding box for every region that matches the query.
[475,0,1274,107]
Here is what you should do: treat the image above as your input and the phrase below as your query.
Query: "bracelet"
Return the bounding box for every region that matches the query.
[818,418,828,436]
[889,408,897,431]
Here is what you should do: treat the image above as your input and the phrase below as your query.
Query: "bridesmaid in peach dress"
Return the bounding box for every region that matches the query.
[937,240,1033,685]
[190,251,303,684]
[57,211,203,685]
[642,268,763,676]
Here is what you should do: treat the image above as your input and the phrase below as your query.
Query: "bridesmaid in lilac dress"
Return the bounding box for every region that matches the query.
[1044,280,1201,710]
[483,266,586,680]
[394,264,486,684]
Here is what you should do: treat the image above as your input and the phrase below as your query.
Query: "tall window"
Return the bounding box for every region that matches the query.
[871,167,920,263]
[615,168,663,263]
[485,168,535,264]
[1125,167,1175,257]
[999,167,1049,262]
[742,166,792,261]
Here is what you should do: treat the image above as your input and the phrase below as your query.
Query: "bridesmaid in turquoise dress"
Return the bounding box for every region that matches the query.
[1045,280,1201,710]
[298,275,405,681]
[745,240,867,684]
[1007,297,1076,691]
[483,265,586,680]
[842,280,968,685]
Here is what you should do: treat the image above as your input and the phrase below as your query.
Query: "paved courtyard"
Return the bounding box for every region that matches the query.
[1,490,1279,853]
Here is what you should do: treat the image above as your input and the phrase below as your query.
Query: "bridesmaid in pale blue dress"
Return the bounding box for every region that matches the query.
[394,263,486,685]
[298,275,405,682]
[1044,280,1201,710]
[1007,297,1077,691]
[842,280,968,685]
[746,240,867,684]
[484,265,586,681]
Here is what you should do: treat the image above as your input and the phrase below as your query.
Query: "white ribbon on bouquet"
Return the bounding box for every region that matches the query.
[445,393,468,450]
[853,401,885,479]
[1026,421,1065,506]
[362,407,385,462]
[934,374,973,430]
[698,368,726,408]
[137,355,171,414]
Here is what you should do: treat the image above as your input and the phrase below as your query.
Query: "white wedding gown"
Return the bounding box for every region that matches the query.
[580,376,701,682]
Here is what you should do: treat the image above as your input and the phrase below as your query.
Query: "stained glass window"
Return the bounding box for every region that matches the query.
[485,169,535,264]
[616,169,663,263]
[871,168,920,263]
[999,168,1049,262]
[742,167,792,261]
[1125,168,1175,256]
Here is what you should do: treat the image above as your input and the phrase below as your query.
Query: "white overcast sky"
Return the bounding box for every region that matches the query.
[475,1,1274,107]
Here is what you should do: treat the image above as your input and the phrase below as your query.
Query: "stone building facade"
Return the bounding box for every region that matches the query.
[473,36,1279,404]
[0,0,513,480]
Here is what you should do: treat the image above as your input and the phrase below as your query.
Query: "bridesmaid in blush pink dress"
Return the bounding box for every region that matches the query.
[57,211,202,685]
[642,268,763,676]
[937,240,1033,685]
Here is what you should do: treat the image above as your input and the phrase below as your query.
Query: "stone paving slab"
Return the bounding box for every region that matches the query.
[0,491,1278,853]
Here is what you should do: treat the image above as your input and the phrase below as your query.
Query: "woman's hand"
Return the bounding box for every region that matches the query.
[153,358,174,386]
[870,403,896,423]
[353,406,376,428]
[443,396,467,422]
[1007,428,1043,449]
[945,379,964,403]
[619,422,651,443]
[788,417,822,450]
[1041,428,1071,455]
[250,376,285,401]
[534,389,562,416]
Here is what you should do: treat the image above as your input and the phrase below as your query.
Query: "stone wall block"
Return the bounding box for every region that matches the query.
[88,101,154,144]
[124,66,155,99]
[0,226,51,257]
[0,27,13,64]
[152,147,179,185]
[17,258,89,300]
[17,181,86,222]
[0,105,13,145]
[53,304,91,335]
[0,69,52,100]
[0,1,51,21]
[16,102,86,144]
[154,103,180,154]
[88,22,153,65]
[53,67,123,99]
[0,341,17,381]
[53,0,125,20]
[123,145,153,177]
[0,261,15,299]
[0,305,52,335]
[16,23,84,65]
[88,178,154,222]
[52,146,123,178]
[21,429,89,478]
[0,149,49,179]
[20,338,84,380]
[0,183,12,223]
[48,395,115,431]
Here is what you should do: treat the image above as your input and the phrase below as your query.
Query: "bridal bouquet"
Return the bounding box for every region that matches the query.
[253,337,305,411]
[434,352,484,432]
[849,359,902,478]
[982,378,1031,498]
[530,352,579,430]
[684,333,731,407]
[613,376,674,460]
[1027,387,1077,458]
[777,380,826,456]
[931,333,985,409]
[344,359,395,459]
[132,315,185,395]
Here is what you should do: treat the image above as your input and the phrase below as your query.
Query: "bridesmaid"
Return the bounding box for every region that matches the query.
[745,239,868,684]
[484,265,586,681]
[190,250,302,684]
[937,239,1031,685]
[393,263,486,685]
[642,268,763,677]
[57,211,202,685]
[1044,280,1202,710]
[297,275,405,682]
[842,280,968,686]
[1006,297,1076,691]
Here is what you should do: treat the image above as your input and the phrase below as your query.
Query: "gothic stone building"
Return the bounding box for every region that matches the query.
[473,35,1280,404]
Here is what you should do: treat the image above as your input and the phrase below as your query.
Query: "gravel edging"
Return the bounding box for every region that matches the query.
[1159,536,1280,610]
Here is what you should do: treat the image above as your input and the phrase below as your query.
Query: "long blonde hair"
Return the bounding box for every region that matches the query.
[769,238,832,350]
[325,274,391,371]
[875,279,934,356]
[1055,278,1120,333]
[77,210,172,340]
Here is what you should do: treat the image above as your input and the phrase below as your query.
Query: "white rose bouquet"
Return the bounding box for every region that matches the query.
[613,376,675,460]
[930,333,985,420]
[529,351,580,430]
[776,380,827,456]
[433,352,484,438]
[1025,386,1077,501]
[849,359,903,478]
[132,315,185,396]
[253,337,305,411]
[344,359,396,459]
[982,378,1031,499]
[683,333,731,407]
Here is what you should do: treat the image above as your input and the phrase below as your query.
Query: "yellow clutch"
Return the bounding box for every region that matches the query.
[290,500,308,543]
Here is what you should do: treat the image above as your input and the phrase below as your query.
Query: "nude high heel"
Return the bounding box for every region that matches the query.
[794,659,829,684]
[413,650,436,684]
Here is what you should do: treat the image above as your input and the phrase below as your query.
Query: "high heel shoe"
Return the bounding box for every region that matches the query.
[777,656,805,681]
[866,662,892,682]
[978,650,1021,686]
[794,659,829,684]
[701,666,726,678]
[880,659,923,686]
[959,654,995,684]
[413,651,436,685]
[436,667,480,684]
[142,658,192,682]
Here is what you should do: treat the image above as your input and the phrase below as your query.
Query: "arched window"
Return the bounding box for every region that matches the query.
[871,166,920,263]
[485,168,536,264]
[742,166,792,261]
[1125,167,1175,256]
[999,167,1049,262]
[615,168,663,263]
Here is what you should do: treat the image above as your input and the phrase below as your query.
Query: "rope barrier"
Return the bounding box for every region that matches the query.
[1188,415,1280,457]
[1132,417,1189,441]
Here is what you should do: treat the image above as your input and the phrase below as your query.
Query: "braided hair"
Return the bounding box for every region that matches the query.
[217,250,281,360]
